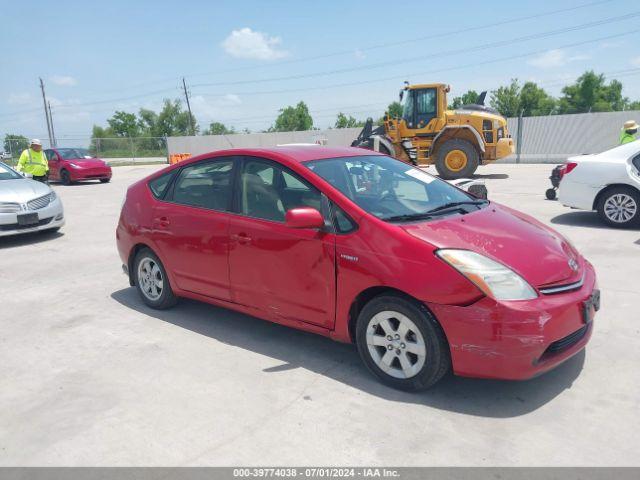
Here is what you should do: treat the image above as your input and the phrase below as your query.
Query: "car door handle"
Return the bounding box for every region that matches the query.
[154,216,170,228]
[231,233,252,245]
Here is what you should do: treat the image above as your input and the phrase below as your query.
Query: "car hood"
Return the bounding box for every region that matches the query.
[66,158,109,168]
[0,178,52,203]
[402,203,582,287]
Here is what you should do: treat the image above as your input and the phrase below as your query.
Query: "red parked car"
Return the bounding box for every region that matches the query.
[44,148,112,185]
[116,147,599,390]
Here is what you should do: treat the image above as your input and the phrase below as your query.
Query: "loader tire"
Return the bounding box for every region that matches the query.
[435,139,479,179]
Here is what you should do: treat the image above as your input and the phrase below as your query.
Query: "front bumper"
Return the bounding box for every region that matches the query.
[0,198,65,237]
[428,262,598,380]
[69,167,112,181]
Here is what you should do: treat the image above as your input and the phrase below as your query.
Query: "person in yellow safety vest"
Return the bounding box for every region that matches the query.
[16,139,49,182]
[619,120,639,145]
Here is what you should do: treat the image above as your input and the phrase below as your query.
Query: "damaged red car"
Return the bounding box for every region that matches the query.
[116,147,599,391]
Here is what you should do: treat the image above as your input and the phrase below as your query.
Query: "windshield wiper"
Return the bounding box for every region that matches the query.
[383,213,435,222]
[424,200,488,214]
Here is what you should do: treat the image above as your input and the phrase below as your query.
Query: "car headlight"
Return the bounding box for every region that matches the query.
[436,249,537,301]
[49,190,57,202]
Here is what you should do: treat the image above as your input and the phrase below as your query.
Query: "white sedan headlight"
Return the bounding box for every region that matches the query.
[436,249,537,301]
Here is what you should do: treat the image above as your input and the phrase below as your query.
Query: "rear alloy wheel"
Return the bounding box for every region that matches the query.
[435,139,479,179]
[134,248,177,309]
[597,186,640,228]
[60,169,72,185]
[356,295,450,391]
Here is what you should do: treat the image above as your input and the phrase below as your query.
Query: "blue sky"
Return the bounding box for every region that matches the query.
[1,0,639,142]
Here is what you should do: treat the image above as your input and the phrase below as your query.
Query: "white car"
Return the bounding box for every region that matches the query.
[0,152,12,160]
[558,141,640,228]
[0,162,65,237]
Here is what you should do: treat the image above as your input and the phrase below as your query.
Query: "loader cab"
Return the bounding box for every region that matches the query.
[398,83,448,133]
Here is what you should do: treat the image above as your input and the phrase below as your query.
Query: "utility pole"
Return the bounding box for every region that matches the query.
[48,101,57,147]
[182,77,195,136]
[39,77,54,147]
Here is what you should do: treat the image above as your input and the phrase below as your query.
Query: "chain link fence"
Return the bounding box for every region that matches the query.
[1,136,168,166]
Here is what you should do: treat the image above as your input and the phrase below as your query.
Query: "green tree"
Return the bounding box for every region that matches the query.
[138,108,159,136]
[490,79,521,117]
[205,122,235,135]
[628,100,640,110]
[3,134,29,157]
[107,111,140,137]
[387,101,403,118]
[155,99,198,136]
[334,112,364,128]
[271,101,313,132]
[450,90,479,109]
[558,71,628,113]
[519,82,556,116]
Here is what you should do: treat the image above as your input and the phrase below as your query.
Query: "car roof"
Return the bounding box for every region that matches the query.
[185,146,381,165]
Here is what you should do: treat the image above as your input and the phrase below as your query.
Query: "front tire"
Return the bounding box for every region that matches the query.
[435,139,479,179]
[597,186,640,228]
[133,248,177,309]
[60,169,72,185]
[545,188,557,200]
[356,295,450,391]
[100,178,111,183]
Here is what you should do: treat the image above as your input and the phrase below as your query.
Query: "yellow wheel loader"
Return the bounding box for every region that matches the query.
[351,83,515,179]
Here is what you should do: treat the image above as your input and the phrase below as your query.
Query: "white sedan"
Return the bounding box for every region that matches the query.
[558,141,640,228]
[0,162,65,237]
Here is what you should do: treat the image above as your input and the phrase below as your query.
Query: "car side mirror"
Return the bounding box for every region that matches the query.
[22,172,33,179]
[285,208,324,229]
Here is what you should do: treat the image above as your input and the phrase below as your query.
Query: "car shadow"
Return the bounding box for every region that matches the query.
[551,211,640,230]
[111,287,586,418]
[0,229,63,249]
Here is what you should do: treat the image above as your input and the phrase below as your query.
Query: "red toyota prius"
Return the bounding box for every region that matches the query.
[116,146,599,390]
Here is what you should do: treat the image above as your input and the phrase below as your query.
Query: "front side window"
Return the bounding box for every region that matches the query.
[306,155,479,222]
[171,159,234,211]
[240,158,322,222]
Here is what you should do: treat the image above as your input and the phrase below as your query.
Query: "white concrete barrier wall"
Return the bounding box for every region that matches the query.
[168,110,640,164]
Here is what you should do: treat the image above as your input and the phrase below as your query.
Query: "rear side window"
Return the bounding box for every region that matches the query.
[633,153,640,172]
[171,159,234,211]
[149,171,176,199]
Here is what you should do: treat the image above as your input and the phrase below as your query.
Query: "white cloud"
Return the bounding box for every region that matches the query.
[354,49,366,60]
[528,49,589,69]
[631,56,640,67]
[221,28,288,60]
[190,94,243,121]
[50,75,77,86]
[8,93,33,105]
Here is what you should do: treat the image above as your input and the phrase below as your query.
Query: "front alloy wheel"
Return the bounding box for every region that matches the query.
[365,311,426,379]
[356,295,450,391]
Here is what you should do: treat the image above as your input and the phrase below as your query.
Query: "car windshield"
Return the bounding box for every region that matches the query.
[57,148,93,160]
[305,155,483,221]
[0,162,22,180]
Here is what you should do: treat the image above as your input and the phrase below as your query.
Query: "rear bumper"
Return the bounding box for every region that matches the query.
[428,262,598,380]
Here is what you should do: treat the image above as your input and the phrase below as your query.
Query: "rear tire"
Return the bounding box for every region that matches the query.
[597,186,640,228]
[355,295,450,391]
[100,178,110,183]
[133,248,177,309]
[435,139,479,179]
[60,169,72,185]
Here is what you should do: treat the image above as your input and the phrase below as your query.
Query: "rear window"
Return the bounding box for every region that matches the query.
[149,171,176,199]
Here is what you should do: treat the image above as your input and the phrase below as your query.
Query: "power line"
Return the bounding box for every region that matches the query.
[192,11,640,88]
